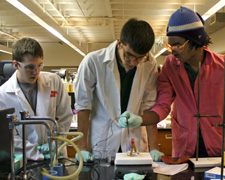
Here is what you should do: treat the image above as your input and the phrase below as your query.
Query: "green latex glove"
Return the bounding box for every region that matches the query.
[123,173,145,180]
[37,143,55,154]
[37,143,63,159]
[75,150,94,163]
[150,149,164,162]
[118,111,143,128]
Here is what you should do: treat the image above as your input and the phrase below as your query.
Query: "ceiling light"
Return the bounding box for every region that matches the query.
[6,0,86,57]
[202,0,225,21]
[0,50,12,54]
[0,44,12,55]
[154,48,167,59]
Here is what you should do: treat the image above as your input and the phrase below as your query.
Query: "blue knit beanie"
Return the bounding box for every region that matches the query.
[167,6,207,46]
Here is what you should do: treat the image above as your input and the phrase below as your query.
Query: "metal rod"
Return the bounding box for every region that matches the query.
[7,114,17,180]
[126,117,129,137]
[220,56,225,180]
[25,116,59,162]
[15,119,53,178]
[22,124,27,179]
[195,61,201,161]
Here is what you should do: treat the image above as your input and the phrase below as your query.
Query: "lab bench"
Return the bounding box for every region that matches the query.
[68,127,173,157]
[13,159,209,180]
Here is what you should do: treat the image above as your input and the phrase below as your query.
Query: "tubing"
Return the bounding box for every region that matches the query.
[41,132,83,180]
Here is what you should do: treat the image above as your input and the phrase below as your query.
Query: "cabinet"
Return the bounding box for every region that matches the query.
[158,128,172,156]
[67,134,78,158]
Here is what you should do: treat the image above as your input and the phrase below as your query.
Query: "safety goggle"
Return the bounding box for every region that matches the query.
[17,61,44,71]
[165,40,189,53]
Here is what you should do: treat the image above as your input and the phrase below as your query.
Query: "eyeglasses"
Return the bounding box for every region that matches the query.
[165,40,189,53]
[17,61,44,71]
[121,45,149,63]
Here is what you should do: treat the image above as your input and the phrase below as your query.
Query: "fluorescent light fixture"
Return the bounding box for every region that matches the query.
[154,48,167,59]
[0,44,12,55]
[6,0,86,57]
[154,0,225,58]
[0,49,12,54]
[202,0,225,21]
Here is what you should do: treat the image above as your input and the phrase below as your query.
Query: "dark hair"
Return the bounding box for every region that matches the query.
[120,18,155,54]
[12,37,43,62]
[187,34,212,49]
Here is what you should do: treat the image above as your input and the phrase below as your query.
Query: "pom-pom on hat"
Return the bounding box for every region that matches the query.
[167,6,207,46]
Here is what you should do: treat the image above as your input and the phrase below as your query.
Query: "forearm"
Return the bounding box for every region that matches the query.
[77,109,90,151]
[141,110,160,126]
[146,125,159,151]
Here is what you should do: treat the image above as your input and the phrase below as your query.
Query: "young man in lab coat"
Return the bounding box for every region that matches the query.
[120,7,225,158]
[75,18,164,162]
[0,38,73,160]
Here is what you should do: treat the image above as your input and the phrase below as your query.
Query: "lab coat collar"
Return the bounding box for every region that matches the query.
[6,71,50,93]
[103,40,117,64]
[37,72,51,88]
[5,71,19,93]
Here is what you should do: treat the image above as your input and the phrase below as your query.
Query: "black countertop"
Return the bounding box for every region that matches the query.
[13,159,211,180]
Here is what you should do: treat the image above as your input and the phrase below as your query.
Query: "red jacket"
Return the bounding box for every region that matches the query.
[151,47,224,157]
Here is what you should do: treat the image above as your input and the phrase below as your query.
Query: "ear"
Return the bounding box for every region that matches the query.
[13,60,19,70]
[117,39,122,49]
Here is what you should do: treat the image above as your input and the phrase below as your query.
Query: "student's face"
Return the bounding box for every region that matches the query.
[167,36,195,64]
[117,39,148,71]
[13,54,44,84]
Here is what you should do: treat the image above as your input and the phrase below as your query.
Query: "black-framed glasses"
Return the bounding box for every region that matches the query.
[17,61,44,71]
[121,44,149,63]
[165,40,189,53]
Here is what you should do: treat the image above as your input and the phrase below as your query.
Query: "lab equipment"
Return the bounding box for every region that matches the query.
[189,157,221,168]
[126,117,129,137]
[43,170,58,180]
[114,152,152,165]
[51,163,63,176]
[0,107,15,174]
[0,60,16,86]
[150,149,164,162]
[97,149,111,167]
[5,111,84,180]
[126,137,139,156]
[205,167,225,179]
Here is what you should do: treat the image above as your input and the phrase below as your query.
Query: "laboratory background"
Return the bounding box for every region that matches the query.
[0,0,225,179]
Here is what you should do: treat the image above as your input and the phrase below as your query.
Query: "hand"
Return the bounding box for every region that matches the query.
[118,111,143,128]
[37,143,53,154]
[150,149,164,162]
[75,150,94,163]
[123,173,145,180]
[37,143,63,159]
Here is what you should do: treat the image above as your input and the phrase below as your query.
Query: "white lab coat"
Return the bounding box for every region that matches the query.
[0,71,72,160]
[75,41,158,157]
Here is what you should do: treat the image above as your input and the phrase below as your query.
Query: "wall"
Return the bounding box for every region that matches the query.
[208,26,225,54]
[0,52,11,61]
[40,42,84,66]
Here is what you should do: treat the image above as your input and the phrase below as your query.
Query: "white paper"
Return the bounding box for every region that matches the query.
[153,162,188,176]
